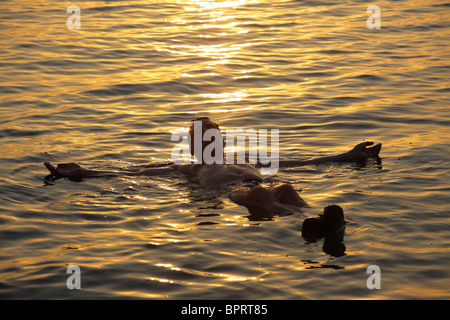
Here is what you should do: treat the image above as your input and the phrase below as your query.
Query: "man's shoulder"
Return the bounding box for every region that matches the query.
[172,163,201,175]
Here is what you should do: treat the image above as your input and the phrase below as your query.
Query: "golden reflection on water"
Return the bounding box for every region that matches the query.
[1,0,449,299]
[185,0,255,10]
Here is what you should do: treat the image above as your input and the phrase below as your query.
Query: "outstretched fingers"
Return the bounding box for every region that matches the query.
[367,143,382,157]
[350,141,382,160]
[44,162,59,176]
[44,162,84,179]
[354,141,373,150]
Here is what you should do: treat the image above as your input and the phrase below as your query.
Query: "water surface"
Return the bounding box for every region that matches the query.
[0,0,449,299]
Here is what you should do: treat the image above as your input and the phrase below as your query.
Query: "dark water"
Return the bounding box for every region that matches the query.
[0,0,449,299]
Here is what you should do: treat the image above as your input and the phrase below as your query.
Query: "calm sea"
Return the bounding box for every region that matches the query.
[0,0,449,299]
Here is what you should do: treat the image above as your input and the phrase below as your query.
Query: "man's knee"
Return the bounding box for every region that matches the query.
[248,186,276,205]
[272,183,296,197]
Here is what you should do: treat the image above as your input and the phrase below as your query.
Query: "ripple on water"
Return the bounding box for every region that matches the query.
[0,0,449,300]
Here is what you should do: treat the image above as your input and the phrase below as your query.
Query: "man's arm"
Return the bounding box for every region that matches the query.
[278,141,382,168]
[44,162,176,180]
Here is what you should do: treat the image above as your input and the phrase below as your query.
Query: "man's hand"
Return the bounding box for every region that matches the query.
[44,162,86,180]
[347,141,382,160]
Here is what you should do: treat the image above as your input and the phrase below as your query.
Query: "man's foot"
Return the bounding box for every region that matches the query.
[44,162,85,180]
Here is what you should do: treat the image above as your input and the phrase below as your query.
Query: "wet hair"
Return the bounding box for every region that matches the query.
[188,117,223,157]
[189,117,220,131]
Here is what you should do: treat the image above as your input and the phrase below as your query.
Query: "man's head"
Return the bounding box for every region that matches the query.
[188,117,224,161]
